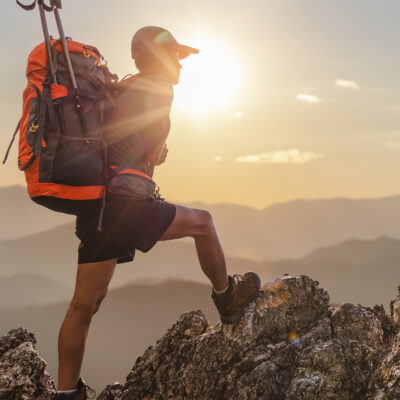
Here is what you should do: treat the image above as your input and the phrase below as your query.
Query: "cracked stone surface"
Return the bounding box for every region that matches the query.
[0,327,55,400]
[98,275,399,400]
[3,275,400,400]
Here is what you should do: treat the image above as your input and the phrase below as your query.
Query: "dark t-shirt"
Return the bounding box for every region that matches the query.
[105,73,174,178]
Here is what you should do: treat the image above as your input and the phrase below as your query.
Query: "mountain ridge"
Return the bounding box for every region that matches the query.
[4,184,400,259]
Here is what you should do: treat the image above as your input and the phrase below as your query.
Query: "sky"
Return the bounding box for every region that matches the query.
[1,0,400,208]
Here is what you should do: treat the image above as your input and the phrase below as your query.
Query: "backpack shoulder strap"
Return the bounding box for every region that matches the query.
[114,73,143,98]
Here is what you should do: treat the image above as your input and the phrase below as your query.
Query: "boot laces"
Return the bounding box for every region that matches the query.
[232,274,245,288]
[84,384,96,400]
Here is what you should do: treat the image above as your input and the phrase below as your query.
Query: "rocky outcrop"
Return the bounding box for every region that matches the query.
[0,327,55,399]
[3,275,400,399]
[100,276,399,400]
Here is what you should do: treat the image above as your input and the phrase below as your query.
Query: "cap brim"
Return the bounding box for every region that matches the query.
[173,43,199,59]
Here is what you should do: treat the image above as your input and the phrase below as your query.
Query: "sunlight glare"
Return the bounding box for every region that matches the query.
[174,35,242,116]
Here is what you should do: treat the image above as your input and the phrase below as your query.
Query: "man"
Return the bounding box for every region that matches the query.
[55,26,261,399]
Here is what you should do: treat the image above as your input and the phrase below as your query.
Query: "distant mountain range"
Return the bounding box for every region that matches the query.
[0,186,73,240]
[0,279,219,394]
[1,222,400,307]
[3,185,400,259]
[2,186,400,394]
[0,273,71,311]
[0,222,253,291]
[269,236,400,307]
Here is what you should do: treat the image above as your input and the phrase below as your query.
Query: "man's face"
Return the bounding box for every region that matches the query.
[162,47,182,85]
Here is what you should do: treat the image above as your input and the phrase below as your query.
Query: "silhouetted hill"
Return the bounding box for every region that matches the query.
[4,185,400,259]
[0,185,72,240]
[0,222,257,290]
[1,223,400,307]
[270,236,400,306]
[189,195,400,259]
[0,274,71,310]
[0,279,218,394]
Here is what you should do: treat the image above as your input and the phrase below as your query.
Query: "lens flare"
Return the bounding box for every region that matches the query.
[174,34,242,116]
[289,332,302,349]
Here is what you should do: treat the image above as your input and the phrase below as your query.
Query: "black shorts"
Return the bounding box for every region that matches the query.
[75,195,176,264]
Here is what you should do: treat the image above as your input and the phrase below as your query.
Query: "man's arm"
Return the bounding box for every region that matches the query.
[141,88,173,166]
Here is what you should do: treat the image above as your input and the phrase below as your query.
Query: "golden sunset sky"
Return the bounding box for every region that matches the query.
[1,0,400,208]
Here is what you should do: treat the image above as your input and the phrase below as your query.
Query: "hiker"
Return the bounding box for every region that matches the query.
[55,26,261,399]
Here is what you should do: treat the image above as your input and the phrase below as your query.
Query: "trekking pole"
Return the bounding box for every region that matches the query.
[38,0,57,83]
[50,0,78,90]
[16,0,57,83]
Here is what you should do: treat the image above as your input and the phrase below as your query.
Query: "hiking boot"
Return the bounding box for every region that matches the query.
[54,378,96,400]
[212,272,261,324]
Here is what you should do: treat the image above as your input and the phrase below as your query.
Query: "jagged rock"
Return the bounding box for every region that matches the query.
[0,327,56,400]
[330,303,383,350]
[4,275,400,400]
[99,275,388,400]
[391,287,400,328]
[97,382,124,400]
[378,331,400,400]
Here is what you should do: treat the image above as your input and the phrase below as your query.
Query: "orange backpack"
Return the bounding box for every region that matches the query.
[4,39,117,216]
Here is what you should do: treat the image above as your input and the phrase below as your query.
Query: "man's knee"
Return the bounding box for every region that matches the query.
[191,209,214,237]
[93,291,108,315]
[69,291,107,320]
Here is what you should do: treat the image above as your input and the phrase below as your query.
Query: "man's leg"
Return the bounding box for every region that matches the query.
[57,258,117,390]
[160,205,229,291]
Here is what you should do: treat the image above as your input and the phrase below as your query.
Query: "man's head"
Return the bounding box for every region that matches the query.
[131,26,199,85]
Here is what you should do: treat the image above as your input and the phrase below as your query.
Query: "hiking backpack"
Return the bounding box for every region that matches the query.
[7,40,117,218]
[18,40,115,205]
[3,1,118,225]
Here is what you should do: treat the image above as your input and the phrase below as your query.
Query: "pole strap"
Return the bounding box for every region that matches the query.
[16,0,37,11]
[16,0,55,12]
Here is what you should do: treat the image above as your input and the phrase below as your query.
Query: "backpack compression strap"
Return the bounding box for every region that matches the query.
[2,120,21,165]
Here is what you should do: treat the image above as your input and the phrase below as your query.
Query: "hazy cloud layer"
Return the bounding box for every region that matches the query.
[236,149,325,164]
[335,79,360,89]
[296,94,320,103]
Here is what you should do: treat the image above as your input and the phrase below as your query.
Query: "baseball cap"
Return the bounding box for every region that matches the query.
[131,26,199,60]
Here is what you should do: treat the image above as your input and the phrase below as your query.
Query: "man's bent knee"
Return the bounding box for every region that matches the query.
[191,209,214,237]
[160,205,215,241]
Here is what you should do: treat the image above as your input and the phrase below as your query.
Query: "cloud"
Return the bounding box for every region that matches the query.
[335,79,360,89]
[236,149,325,164]
[385,131,400,149]
[213,155,232,162]
[296,94,320,103]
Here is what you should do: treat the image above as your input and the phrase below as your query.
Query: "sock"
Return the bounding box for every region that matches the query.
[214,284,229,295]
[57,389,78,395]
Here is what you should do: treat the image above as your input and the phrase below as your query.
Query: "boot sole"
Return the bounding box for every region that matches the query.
[220,273,262,325]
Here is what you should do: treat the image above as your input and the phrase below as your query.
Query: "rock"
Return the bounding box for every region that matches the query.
[100,275,386,400]
[0,327,56,400]
[330,303,383,350]
[4,275,400,400]
[391,289,400,328]
[97,382,124,400]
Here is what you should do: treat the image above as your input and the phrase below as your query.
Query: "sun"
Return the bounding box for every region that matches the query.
[173,35,242,116]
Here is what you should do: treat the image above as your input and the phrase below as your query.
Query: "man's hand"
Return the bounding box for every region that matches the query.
[155,144,168,166]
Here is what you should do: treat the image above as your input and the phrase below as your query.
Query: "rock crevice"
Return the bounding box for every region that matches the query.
[2,275,400,400]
